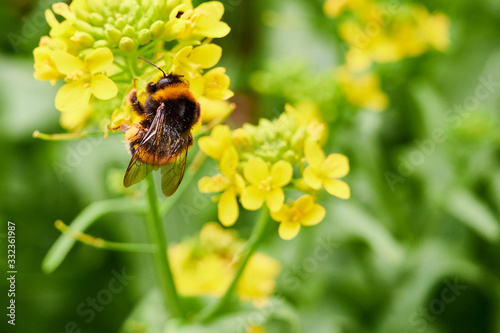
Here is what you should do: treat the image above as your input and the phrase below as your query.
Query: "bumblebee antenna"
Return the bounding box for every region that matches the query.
[138,57,167,77]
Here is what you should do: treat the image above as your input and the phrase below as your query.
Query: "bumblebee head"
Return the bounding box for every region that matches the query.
[139,57,185,93]
[157,74,184,88]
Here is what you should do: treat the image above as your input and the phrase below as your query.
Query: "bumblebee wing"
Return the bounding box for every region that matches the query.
[160,148,187,196]
[123,155,155,187]
[123,110,166,187]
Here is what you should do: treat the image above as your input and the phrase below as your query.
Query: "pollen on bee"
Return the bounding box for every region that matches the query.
[125,126,139,140]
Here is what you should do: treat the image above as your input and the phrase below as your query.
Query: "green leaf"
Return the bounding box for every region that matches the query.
[443,188,499,242]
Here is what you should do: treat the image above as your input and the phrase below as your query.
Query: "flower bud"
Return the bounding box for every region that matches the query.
[119,37,136,52]
[137,29,152,45]
[122,25,137,38]
[119,3,130,14]
[73,9,89,21]
[137,17,150,30]
[150,20,165,39]
[93,39,109,48]
[71,31,95,48]
[105,26,122,45]
[115,17,127,30]
[89,13,105,26]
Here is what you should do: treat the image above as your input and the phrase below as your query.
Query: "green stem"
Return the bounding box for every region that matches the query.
[42,198,146,274]
[55,220,156,253]
[145,174,183,319]
[196,206,270,322]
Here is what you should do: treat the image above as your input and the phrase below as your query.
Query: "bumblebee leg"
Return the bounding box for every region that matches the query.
[127,88,145,115]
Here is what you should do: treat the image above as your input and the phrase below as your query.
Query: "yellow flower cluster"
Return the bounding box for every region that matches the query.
[169,223,281,300]
[33,0,233,131]
[198,107,350,240]
[324,0,450,111]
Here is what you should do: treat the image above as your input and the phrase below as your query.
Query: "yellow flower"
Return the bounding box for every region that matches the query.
[202,67,234,100]
[337,66,388,111]
[169,223,280,300]
[323,0,350,18]
[171,44,222,79]
[33,46,65,85]
[60,106,93,131]
[54,48,118,114]
[45,6,77,40]
[247,325,266,333]
[415,8,450,52]
[198,146,246,226]
[240,159,293,212]
[198,98,235,124]
[303,140,350,199]
[169,1,231,39]
[285,102,327,144]
[198,124,233,161]
[239,252,281,300]
[271,195,326,240]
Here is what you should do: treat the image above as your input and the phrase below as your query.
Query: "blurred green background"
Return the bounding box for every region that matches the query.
[2,0,500,332]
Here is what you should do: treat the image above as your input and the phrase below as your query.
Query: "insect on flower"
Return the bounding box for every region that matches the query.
[121,57,200,196]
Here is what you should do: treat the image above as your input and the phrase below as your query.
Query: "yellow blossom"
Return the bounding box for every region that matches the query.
[271,195,326,240]
[33,47,65,85]
[198,98,235,124]
[60,106,93,131]
[285,102,327,144]
[247,325,266,333]
[335,3,450,72]
[198,146,246,226]
[198,124,233,161]
[240,159,293,212]
[303,140,350,199]
[415,7,450,52]
[323,0,350,18]
[337,66,388,111]
[202,67,234,100]
[171,44,223,79]
[169,223,280,300]
[169,1,231,39]
[54,48,118,114]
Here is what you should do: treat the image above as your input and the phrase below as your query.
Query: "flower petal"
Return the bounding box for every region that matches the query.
[60,108,92,131]
[294,195,314,213]
[278,222,301,240]
[324,153,349,178]
[324,178,351,199]
[198,124,231,161]
[196,1,225,21]
[201,22,231,38]
[265,188,284,212]
[305,140,325,167]
[302,167,322,189]
[243,159,268,185]
[218,189,238,227]
[90,74,118,100]
[51,50,83,76]
[85,48,114,74]
[55,80,91,112]
[241,185,265,210]
[270,161,293,187]
[301,204,326,226]
[198,174,227,193]
[220,145,238,177]
[270,204,291,223]
[189,44,222,69]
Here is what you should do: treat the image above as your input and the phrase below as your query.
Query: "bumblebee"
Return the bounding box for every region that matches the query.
[122,58,200,196]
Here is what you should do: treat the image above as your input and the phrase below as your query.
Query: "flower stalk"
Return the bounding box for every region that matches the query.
[145,174,183,319]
